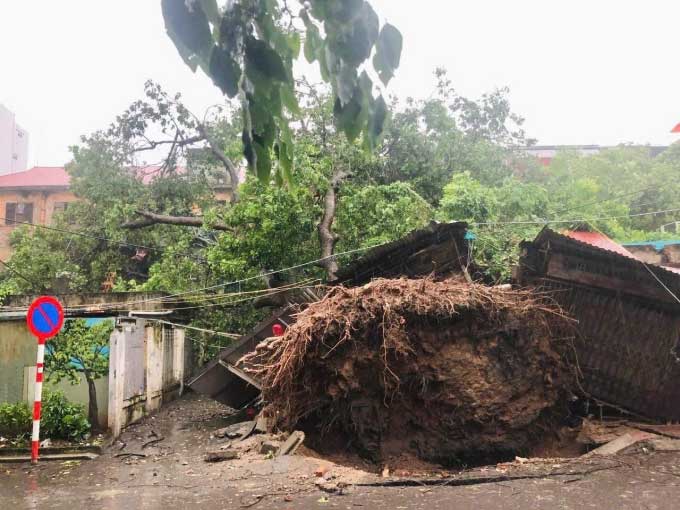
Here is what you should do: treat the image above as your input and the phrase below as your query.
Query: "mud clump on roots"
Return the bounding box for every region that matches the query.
[244,278,574,466]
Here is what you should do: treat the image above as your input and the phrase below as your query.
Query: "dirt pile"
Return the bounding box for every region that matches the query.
[244,278,575,466]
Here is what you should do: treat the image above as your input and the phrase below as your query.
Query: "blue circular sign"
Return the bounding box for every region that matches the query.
[27,296,64,339]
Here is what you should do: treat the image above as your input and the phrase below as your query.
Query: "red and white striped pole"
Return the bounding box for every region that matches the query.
[31,336,46,463]
[26,296,64,464]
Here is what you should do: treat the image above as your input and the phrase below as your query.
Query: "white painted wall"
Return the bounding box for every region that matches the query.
[0,104,29,174]
[108,318,189,438]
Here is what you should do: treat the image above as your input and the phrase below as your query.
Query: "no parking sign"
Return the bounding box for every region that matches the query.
[26,296,64,463]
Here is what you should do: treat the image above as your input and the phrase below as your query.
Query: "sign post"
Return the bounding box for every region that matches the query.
[26,296,64,463]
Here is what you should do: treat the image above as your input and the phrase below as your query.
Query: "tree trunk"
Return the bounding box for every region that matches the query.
[197,123,240,203]
[318,170,349,280]
[84,372,99,430]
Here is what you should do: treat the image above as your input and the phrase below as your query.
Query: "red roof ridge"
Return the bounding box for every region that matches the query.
[561,230,638,260]
[0,166,71,189]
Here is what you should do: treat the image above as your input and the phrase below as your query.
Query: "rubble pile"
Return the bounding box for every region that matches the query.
[244,278,575,466]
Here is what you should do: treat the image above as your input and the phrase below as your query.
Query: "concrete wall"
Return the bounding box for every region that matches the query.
[0,319,109,428]
[0,321,36,403]
[0,189,77,260]
[108,319,189,437]
[626,244,680,269]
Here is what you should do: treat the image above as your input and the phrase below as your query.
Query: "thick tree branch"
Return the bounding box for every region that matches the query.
[317,170,349,280]
[121,210,233,232]
[196,123,240,203]
[132,134,204,153]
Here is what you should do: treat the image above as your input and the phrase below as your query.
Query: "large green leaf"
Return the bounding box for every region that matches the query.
[245,37,289,83]
[280,83,301,115]
[242,128,255,169]
[301,11,322,64]
[162,0,213,63]
[199,0,221,26]
[209,47,240,98]
[366,94,388,151]
[333,86,365,142]
[333,64,358,106]
[373,23,403,86]
[253,140,272,182]
[287,32,301,59]
[327,3,378,67]
[324,0,364,23]
[277,140,294,184]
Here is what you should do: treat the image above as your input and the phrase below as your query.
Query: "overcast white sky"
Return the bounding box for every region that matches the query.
[1,0,679,167]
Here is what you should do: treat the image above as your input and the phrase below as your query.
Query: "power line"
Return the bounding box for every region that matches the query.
[146,319,240,338]
[0,258,40,288]
[552,184,656,216]
[0,216,204,261]
[60,244,373,311]
[470,206,680,227]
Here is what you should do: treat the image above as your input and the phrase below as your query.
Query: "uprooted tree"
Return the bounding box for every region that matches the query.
[245,278,576,465]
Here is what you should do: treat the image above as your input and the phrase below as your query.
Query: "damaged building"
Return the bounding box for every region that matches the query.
[187,222,680,466]
[517,228,680,422]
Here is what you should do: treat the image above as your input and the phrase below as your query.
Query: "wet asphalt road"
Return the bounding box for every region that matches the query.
[3,394,680,509]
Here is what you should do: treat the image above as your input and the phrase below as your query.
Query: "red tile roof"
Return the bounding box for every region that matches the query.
[0,165,191,189]
[0,166,71,189]
[562,230,638,259]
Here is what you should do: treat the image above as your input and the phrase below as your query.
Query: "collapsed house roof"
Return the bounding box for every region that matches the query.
[517,227,680,421]
[333,221,469,286]
[188,222,470,409]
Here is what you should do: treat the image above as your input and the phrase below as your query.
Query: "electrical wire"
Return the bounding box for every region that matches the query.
[0,258,40,288]
[4,201,680,313]
[0,216,203,260]
[470,206,680,227]
[145,318,240,338]
[30,244,377,312]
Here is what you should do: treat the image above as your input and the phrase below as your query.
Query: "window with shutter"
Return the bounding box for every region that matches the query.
[5,202,33,225]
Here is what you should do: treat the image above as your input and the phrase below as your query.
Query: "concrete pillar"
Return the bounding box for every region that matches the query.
[172,327,185,385]
[145,322,163,413]
[108,319,134,437]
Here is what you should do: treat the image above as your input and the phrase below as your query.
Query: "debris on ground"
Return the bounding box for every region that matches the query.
[204,449,239,462]
[213,420,255,440]
[578,418,680,446]
[576,418,680,457]
[244,277,575,466]
[278,431,305,457]
[259,440,280,455]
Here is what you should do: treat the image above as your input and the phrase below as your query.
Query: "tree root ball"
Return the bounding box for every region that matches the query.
[244,278,575,466]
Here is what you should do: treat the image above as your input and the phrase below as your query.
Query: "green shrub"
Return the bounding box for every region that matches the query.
[41,391,90,441]
[0,402,31,439]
